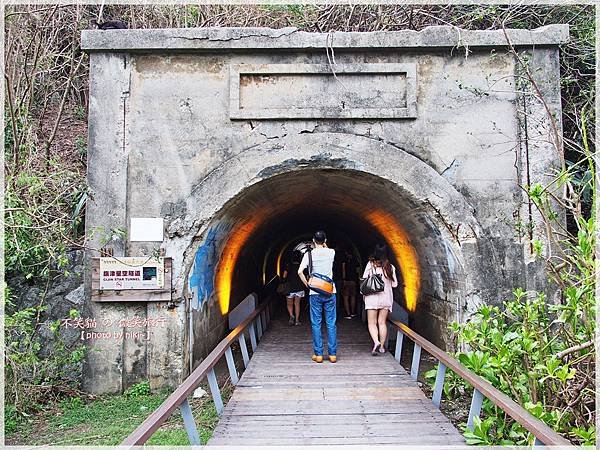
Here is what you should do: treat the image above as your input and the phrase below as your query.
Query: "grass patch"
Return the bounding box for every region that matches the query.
[7,383,231,446]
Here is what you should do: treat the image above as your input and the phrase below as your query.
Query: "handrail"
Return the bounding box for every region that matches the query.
[388,319,572,447]
[121,297,273,447]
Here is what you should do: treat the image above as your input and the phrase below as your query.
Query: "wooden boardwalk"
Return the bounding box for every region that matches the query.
[208,313,465,446]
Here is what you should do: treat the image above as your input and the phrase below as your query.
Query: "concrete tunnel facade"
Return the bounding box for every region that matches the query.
[81,26,567,393]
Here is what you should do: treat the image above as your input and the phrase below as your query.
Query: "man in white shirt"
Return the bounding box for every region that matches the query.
[298,230,337,363]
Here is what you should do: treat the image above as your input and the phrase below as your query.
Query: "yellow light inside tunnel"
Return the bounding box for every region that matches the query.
[276,247,285,278]
[275,236,304,277]
[215,218,260,315]
[365,209,421,312]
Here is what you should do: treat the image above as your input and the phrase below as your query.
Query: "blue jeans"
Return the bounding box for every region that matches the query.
[309,293,337,356]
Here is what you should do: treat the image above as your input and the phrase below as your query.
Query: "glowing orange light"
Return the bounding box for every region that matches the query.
[365,209,420,312]
[262,244,274,285]
[275,236,304,277]
[276,247,285,278]
[215,218,260,314]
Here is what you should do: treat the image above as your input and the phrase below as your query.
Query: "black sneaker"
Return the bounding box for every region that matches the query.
[288,315,295,325]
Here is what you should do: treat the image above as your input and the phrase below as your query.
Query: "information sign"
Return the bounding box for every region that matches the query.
[99,257,164,290]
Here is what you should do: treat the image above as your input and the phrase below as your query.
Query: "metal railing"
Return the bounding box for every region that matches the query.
[121,297,273,447]
[388,319,572,447]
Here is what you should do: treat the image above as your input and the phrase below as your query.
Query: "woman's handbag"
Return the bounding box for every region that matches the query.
[307,248,335,295]
[360,264,385,295]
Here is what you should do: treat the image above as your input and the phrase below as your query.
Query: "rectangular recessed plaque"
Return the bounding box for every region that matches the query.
[229,63,417,120]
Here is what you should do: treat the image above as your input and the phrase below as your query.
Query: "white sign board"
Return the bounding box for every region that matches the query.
[99,257,164,290]
[130,218,164,242]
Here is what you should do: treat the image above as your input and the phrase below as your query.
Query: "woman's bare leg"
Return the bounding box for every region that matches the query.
[349,290,357,316]
[377,309,389,349]
[294,297,301,322]
[343,284,351,316]
[286,297,294,318]
[367,310,379,349]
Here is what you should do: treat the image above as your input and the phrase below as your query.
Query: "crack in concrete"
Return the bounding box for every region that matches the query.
[424,199,465,246]
[257,155,355,179]
[299,125,319,134]
[295,127,436,168]
[173,28,298,43]
[259,132,288,140]
[440,159,458,177]
[190,142,264,196]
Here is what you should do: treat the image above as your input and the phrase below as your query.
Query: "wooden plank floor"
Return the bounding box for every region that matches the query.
[208,313,465,446]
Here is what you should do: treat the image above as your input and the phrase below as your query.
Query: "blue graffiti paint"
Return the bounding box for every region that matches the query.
[188,222,229,309]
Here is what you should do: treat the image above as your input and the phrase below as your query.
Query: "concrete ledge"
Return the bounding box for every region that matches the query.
[81,24,569,52]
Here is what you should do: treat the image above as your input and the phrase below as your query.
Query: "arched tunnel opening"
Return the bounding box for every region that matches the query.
[186,168,466,362]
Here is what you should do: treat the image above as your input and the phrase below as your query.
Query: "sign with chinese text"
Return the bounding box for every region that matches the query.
[99,257,164,290]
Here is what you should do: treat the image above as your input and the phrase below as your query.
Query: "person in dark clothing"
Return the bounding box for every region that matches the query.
[342,249,359,319]
[332,245,344,316]
[282,251,306,325]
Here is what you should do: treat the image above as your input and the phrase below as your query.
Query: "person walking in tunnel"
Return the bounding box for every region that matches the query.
[282,251,305,326]
[332,243,344,317]
[363,243,398,356]
[298,230,337,363]
[342,249,359,319]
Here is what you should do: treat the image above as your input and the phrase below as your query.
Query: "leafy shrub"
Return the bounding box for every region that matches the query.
[5,404,22,435]
[427,285,594,445]
[125,381,152,398]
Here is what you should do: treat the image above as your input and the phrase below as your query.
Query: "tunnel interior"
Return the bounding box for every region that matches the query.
[187,168,466,349]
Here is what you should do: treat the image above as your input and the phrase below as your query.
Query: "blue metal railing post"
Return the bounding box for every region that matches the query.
[207,368,224,415]
[394,330,403,362]
[410,343,421,380]
[256,316,263,339]
[224,347,239,385]
[249,322,257,351]
[467,389,484,431]
[432,362,447,408]
[238,332,250,368]
[180,398,201,445]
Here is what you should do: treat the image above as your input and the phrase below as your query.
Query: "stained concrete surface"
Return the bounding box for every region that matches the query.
[82,26,566,393]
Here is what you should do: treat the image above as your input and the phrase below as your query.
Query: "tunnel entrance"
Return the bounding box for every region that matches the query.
[186,168,469,365]
[82,26,565,393]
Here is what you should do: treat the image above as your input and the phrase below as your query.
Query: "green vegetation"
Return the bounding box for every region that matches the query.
[5,291,86,416]
[125,380,152,398]
[7,381,228,446]
[5,160,86,278]
[75,135,87,158]
[429,287,595,446]
[426,110,595,445]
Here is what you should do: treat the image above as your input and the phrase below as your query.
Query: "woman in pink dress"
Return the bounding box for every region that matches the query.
[363,244,398,355]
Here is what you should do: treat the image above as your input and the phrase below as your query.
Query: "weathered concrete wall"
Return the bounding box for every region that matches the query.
[82,26,567,393]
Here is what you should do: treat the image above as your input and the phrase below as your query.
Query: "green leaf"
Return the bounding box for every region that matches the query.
[502,331,519,343]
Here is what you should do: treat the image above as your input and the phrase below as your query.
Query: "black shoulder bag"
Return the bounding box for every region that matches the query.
[359,262,385,295]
